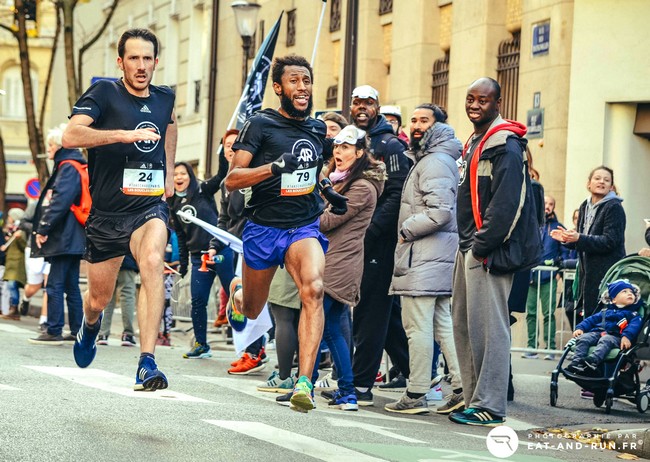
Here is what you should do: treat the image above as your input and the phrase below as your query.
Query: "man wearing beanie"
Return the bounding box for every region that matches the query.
[566,279,643,374]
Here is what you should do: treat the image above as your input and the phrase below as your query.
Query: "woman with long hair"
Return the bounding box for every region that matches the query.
[312,125,386,410]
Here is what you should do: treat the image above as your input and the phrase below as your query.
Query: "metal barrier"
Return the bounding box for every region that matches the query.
[511,265,577,357]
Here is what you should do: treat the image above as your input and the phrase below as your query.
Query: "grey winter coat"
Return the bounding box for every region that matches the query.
[390,123,462,296]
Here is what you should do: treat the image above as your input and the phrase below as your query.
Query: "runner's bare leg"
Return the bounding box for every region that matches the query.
[85,256,123,324]
[239,263,277,319]
[130,218,168,354]
[284,238,325,380]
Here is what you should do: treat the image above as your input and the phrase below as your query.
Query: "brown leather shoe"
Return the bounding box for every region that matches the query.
[1,305,20,321]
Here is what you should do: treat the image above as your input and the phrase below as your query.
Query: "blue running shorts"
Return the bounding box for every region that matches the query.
[242,218,329,270]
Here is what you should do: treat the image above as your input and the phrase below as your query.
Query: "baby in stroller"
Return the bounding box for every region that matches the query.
[565,279,643,374]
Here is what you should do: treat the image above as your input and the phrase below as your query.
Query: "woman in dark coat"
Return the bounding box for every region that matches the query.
[551,166,626,321]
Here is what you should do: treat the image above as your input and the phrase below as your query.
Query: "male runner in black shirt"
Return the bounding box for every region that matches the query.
[62,28,177,391]
[225,55,347,413]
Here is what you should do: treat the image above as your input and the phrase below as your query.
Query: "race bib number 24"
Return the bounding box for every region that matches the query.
[122,161,165,196]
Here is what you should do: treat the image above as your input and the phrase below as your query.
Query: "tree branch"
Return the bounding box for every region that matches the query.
[0,23,18,39]
[39,4,62,138]
[76,0,119,95]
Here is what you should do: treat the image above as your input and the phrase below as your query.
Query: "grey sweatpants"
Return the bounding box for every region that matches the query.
[452,250,514,417]
[402,295,462,394]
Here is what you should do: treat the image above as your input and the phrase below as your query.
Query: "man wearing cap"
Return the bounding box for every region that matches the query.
[380,105,410,145]
[348,85,411,405]
[225,55,348,413]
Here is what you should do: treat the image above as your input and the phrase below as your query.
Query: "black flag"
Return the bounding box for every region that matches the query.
[235,11,284,128]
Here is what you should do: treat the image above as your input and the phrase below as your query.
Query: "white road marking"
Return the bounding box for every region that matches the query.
[456,431,558,450]
[0,323,37,334]
[0,384,20,391]
[205,420,388,462]
[184,375,438,424]
[25,366,211,402]
[326,417,427,443]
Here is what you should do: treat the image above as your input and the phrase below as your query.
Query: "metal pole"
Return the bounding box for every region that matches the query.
[242,35,252,90]
[311,0,327,65]
[341,0,358,120]
[204,0,220,177]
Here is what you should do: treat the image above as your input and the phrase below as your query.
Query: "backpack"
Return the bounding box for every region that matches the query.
[59,159,91,226]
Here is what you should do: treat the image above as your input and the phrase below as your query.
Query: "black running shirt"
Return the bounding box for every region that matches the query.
[71,79,175,213]
[233,109,326,229]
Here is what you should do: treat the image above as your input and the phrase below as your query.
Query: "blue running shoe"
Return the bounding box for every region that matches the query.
[227,277,247,332]
[134,356,168,391]
[290,375,315,413]
[73,314,103,368]
[328,390,358,411]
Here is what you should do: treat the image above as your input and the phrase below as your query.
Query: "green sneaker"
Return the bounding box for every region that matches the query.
[290,375,315,413]
[183,342,212,359]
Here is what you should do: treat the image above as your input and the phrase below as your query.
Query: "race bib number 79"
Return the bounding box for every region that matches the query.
[280,167,317,196]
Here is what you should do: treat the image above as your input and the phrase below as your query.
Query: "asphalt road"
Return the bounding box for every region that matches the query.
[0,315,648,462]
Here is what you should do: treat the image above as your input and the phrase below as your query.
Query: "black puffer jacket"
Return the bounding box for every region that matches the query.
[168,162,222,272]
[31,148,86,258]
[364,115,410,250]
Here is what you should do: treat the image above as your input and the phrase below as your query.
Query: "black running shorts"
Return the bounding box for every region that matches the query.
[84,201,169,263]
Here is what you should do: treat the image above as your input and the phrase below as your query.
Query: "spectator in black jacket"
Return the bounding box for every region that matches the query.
[551,166,626,321]
[28,124,86,345]
[168,162,236,360]
[348,85,411,406]
[450,78,541,427]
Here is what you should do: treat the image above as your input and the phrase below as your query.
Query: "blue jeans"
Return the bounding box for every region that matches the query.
[312,294,354,395]
[574,331,621,364]
[46,255,83,336]
[7,280,19,306]
[190,247,235,345]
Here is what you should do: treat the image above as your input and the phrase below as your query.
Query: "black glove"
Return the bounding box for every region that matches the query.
[270,153,299,176]
[179,265,188,278]
[320,178,348,215]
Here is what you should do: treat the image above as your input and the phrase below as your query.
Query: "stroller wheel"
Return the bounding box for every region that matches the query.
[636,392,649,413]
[605,395,614,414]
[550,384,558,407]
[593,391,605,408]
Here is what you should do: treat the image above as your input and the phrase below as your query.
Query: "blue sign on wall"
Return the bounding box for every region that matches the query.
[90,76,119,85]
[532,21,550,56]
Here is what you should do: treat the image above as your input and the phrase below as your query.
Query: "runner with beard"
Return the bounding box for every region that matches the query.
[225,55,348,413]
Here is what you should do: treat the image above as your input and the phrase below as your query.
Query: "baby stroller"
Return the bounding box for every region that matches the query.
[550,255,650,414]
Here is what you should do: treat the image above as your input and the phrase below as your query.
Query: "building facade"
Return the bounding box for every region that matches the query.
[5,0,649,251]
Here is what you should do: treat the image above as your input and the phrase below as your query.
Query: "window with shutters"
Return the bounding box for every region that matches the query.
[496,31,521,121]
[431,51,450,112]
[287,9,296,47]
[379,0,392,15]
[330,0,341,32]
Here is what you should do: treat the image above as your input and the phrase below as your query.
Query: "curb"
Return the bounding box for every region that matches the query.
[601,427,650,459]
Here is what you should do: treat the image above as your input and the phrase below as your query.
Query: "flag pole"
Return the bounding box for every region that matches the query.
[311,0,327,65]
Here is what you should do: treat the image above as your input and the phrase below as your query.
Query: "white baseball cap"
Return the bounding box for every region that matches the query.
[380,105,401,117]
[333,125,366,145]
[351,85,379,101]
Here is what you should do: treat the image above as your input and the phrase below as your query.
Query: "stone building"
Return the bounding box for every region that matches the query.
[6,0,649,251]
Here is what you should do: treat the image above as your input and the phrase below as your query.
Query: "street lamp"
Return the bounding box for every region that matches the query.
[231,0,261,90]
